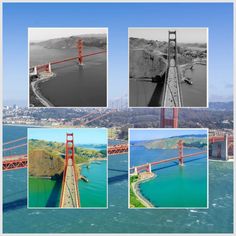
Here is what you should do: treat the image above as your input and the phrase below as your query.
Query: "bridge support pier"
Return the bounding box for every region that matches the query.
[210,134,228,160]
[47,63,52,73]
[34,66,38,75]
[147,163,152,173]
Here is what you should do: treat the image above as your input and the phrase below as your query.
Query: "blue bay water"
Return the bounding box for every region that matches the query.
[79,161,107,207]
[30,45,107,107]
[3,125,233,233]
[28,161,107,208]
[4,125,107,208]
[130,145,207,207]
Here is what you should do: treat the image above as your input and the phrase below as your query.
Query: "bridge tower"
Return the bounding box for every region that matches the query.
[177,140,184,166]
[168,31,178,67]
[160,108,178,128]
[77,39,83,65]
[65,133,75,165]
[60,133,80,208]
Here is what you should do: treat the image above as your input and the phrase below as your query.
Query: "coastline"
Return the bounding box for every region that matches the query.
[77,158,107,180]
[31,73,56,107]
[77,157,107,167]
[209,158,234,163]
[131,174,156,208]
[3,123,48,127]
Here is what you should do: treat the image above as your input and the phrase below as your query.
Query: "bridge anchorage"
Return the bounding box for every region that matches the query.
[60,133,80,208]
[162,31,183,107]
[209,134,233,161]
[130,140,207,176]
[30,39,106,78]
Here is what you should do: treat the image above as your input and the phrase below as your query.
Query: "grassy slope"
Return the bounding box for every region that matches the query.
[129,176,145,208]
[140,137,207,149]
[29,139,106,164]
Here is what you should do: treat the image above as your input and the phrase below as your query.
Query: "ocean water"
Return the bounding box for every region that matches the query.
[30,45,107,107]
[129,64,206,107]
[181,64,207,107]
[3,125,233,233]
[131,145,207,208]
[28,161,107,208]
[29,177,62,208]
[79,161,107,207]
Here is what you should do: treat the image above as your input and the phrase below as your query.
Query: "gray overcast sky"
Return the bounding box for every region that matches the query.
[29,28,107,42]
[129,28,207,43]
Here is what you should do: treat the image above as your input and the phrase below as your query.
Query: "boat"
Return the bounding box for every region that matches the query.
[183,77,193,85]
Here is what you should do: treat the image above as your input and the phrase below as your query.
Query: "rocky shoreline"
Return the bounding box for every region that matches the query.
[30,72,56,107]
[132,172,156,208]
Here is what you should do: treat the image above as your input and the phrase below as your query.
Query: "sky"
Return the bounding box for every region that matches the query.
[130,129,207,142]
[129,28,207,44]
[3,3,233,105]
[28,128,107,145]
[29,28,107,42]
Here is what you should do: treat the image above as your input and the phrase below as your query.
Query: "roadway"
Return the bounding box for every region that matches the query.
[61,159,79,208]
[164,59,181,107]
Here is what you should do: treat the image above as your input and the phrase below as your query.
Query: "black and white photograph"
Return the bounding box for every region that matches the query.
[29,28,107,107]
[129,28,207,107]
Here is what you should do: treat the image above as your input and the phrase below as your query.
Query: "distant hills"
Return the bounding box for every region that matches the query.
[129,37,207,78]
[31,34,107,49]
[209,102,233,111]
[129,37,207,55]
[29,139,106,162]
[132,134,207,149]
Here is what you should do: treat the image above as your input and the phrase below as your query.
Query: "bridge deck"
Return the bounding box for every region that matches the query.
[131,150,207,170]
[163,59,181,107]
[60,159,80,208]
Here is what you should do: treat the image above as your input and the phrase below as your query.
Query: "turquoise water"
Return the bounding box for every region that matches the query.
[79,161,107,207]
[3,125,233,233]
[140,159,207,207]
[29,177,61,207]
[28,161,107,208]
[131,145,207,208]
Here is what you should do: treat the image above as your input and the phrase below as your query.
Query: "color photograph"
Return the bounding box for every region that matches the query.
[129,129,208,208]
[29,28,107,107]
[3,2,233,234]
[28,128,107,208]
[129,28,207,107]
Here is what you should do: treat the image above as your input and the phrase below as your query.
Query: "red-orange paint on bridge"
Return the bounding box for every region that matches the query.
[30,39,106,74]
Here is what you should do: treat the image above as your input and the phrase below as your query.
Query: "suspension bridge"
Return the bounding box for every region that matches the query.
[162,31,183,107]
[130,140,207,175]
[2,108,234,171]
[30,39,106,76]
[59,133,80,208]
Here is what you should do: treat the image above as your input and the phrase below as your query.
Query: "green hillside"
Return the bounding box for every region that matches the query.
[29,139,107,164]
[138,136,207,149]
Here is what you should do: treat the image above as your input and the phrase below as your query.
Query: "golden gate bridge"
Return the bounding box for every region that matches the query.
[2,108,233,171]
[130,140,207,175]
[30,39,106,76]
